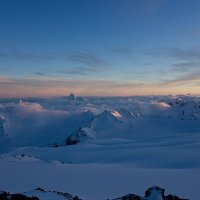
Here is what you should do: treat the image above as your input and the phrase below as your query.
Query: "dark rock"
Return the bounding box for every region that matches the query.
[0,191,10,200]
[111,193,141,200]
[0,192,39,200]
[35,188,46,192]
[0,186,189,200]
[165,194,189,200]
[144,185,165,199]
[66,127,88,145]
[111,186,188,200]
[11,194,39,200]
[73,196,82,200]
[117,194,141,200]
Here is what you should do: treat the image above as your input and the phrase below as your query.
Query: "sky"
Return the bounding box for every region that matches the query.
[0,0,200,97]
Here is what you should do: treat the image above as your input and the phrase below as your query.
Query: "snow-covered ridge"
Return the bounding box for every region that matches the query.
[0,188,81,200]
[0,95,198,200]
[111,186,188,200]
[0,186,188,200]
[0,95,200,149]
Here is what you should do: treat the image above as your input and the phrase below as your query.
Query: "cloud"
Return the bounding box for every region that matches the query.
[172,61,200,72]
[0,52,11,59]
[172,61,199,68]
[68,51,108,68]
[144,48,200,87]
[0,51,59,61]
[1,101,70,145]
[63,51,109,75]
[0,76,17,84]
[160,72,200,87]
[57,66,101,76]
[34,72,47,76]
[153,46,200,62]
[0,74,200,98]
[167,47,200,61]
[110,47,133,56]
[139,101,171,116]
[153,46,200,64]
[151,46,200,75]
[57,69,88,76]
[0,76,146,97]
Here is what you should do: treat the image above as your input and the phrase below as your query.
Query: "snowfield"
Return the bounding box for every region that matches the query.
[0,95,200,199]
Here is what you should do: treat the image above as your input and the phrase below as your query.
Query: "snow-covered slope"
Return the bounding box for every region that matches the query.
[0,188,81,200]
[0,186,187,200]
[111,185,187,200]
[0,115,5,136]
[0,95,199,199]
[0,95,200,148]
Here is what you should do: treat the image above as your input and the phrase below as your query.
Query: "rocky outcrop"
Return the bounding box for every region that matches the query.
[0,188,82,200]
[66,127,90,145]
[0,115,5,135]
[144,186,165,200]
[111,186,189,200]
[165,98,200,120]
[0,191,39,200]
[65,93,84,101]
[0,186,188,200]
[34,188,82,200]
[112,194,141,200]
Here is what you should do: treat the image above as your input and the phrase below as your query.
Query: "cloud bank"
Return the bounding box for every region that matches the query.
[0,74,199,98]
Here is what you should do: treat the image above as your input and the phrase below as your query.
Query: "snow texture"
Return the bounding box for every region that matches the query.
[0,95,200,199]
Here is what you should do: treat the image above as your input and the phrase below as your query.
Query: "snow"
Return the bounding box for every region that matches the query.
[0,95,200,199]
[0,159,199,200]
[112,110,123,118]
[144,186,164,200]
[25,189,73,200]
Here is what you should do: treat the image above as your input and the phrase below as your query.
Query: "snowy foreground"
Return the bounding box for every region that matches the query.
[0,95,200,199]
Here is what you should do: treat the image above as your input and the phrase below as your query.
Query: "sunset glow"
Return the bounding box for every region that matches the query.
[0,0,200,97]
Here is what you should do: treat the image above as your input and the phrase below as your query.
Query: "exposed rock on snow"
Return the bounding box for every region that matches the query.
[0,188,82,200]
[30,188,82,200]
[165,98,200,120]
[111,186,188,200]
[0,115,5,135]
[65,93,84,101]
[144,186,165,200]
[0,95,200,148]
[112,193,141,200]
[0,186,188,200]
[66,128,87,145]
[0,191,39,200]
[95,110,121,123]
[117,108,136,119]
[68,93,77,100]
[66,127,95,145]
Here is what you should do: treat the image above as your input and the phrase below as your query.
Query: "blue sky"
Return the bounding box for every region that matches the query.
[0,0,200,97]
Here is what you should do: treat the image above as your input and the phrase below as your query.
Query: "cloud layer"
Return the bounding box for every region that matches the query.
[0,74,199,98]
